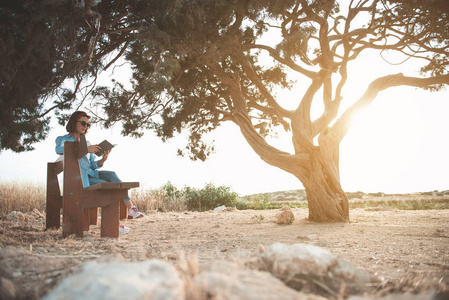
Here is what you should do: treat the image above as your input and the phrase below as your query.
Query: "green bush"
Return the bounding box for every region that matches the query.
[183,183,238,211]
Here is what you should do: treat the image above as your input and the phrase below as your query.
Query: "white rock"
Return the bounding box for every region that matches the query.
[42,259,184,300]
[214,205,226,212]
[249,243,374,295]
[195,261,325,300]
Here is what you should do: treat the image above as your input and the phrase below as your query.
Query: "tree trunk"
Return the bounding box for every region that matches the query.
[231,109,349,222]
[302,148,349,222]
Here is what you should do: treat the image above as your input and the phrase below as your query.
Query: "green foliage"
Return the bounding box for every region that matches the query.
[162,181,182,199]
[234,199,307,210]
[381,0,449,79]
[183,183,239,211]
[134,181,239,212]
[0,0,184,152]
[1,180,448,214]
[238,193,272,209]
[1,0,448,159]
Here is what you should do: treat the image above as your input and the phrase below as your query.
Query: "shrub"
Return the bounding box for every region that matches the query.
[183,183,238,211]
[131,182,186,212]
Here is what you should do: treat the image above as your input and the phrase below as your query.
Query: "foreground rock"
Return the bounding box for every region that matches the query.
[42,259,185,300]
[246,243,374,296]
[41,243,375,300]
[2,242,443,300]
[195,261,326,300]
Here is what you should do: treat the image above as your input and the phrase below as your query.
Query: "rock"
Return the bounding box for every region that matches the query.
[42,259,185,300]
[247,243,375,296]
[276,207,295,225]
[214,205,226,212]
[280,206,291,211]
[195,261,326,300]
[7,211,25,222]
[30,208,45,219]
[6,211,36,222]
[0,277,16,299]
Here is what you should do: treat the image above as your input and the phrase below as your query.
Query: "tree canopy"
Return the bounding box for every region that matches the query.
[1,0,448,221]
[1,0,448,153]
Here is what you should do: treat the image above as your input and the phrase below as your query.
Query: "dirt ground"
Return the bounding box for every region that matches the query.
[1,201,448,299]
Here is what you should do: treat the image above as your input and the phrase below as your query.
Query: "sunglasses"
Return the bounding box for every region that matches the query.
[77,121,91,128]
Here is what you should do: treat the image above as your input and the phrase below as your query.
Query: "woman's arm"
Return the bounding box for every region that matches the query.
[55,135,74,154]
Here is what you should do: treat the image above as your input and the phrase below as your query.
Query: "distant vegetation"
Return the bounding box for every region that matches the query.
[0,181,448,216]
[0,181,46,216]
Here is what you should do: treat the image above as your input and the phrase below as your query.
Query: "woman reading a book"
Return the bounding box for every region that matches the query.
[55,111,144,235]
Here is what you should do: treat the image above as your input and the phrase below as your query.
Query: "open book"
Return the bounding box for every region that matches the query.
[95,140,116,156]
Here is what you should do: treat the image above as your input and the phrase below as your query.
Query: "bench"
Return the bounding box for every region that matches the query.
[46,138,139,238]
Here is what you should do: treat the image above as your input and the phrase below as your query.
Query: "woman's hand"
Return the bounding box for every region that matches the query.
[97,149,111,167]
[102,149,111,161]
[87,145,101,154]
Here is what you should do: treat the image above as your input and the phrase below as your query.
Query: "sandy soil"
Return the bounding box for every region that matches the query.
[1,203,448,299]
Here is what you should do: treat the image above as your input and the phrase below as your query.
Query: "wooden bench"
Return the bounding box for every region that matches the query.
[46,138,139,238]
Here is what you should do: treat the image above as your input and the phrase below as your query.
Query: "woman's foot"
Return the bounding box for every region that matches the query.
[119,224,130,235]
[128,206,144,219]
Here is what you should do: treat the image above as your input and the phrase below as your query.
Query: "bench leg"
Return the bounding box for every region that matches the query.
[83,208,90,231]
[120,201,127,220]
[90,208,98,225]
[100,202,120,238]
[63,207,84,238]
[46,195,62,229]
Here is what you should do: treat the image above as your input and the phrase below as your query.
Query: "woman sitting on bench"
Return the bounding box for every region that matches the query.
[55,111,144,235]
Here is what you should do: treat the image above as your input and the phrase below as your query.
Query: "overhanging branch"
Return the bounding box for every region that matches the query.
[332,73,449,142]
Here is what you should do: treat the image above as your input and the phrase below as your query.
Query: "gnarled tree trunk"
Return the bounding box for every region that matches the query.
[231,106,349,222]
[302,149,349,222]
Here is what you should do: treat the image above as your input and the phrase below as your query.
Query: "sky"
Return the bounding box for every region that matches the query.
[1,17,448,196]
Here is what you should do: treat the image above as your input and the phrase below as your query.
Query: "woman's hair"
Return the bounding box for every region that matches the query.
[66,111,91,133]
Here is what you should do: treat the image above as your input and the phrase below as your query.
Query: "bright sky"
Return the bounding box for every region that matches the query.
[1,22,448,196]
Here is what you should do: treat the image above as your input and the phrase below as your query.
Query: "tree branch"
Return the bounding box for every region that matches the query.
[246,44,318,79]
[240,59,294,119]
[333,73,449,142]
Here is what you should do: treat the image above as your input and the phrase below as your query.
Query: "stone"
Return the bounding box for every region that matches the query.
[276,207,295,225]
[247,243,375,296]
[42,259,185,300]
[6,211,25,222]
[194,261,325,300]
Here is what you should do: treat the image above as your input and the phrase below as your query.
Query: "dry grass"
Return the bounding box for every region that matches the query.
[130,187,187,212]
[0,181,46,217]
[0,181,188,217]
[1,181,448,218]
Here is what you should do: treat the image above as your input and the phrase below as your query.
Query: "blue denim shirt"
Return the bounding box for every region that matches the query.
[55,134,102,188]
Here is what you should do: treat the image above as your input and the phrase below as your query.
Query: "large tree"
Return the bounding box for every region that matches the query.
[2,0,448,221]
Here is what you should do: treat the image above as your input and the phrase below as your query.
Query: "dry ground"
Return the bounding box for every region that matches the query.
[1,198,448,299]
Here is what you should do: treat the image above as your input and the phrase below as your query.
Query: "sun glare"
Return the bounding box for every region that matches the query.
[340,87,425,193]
